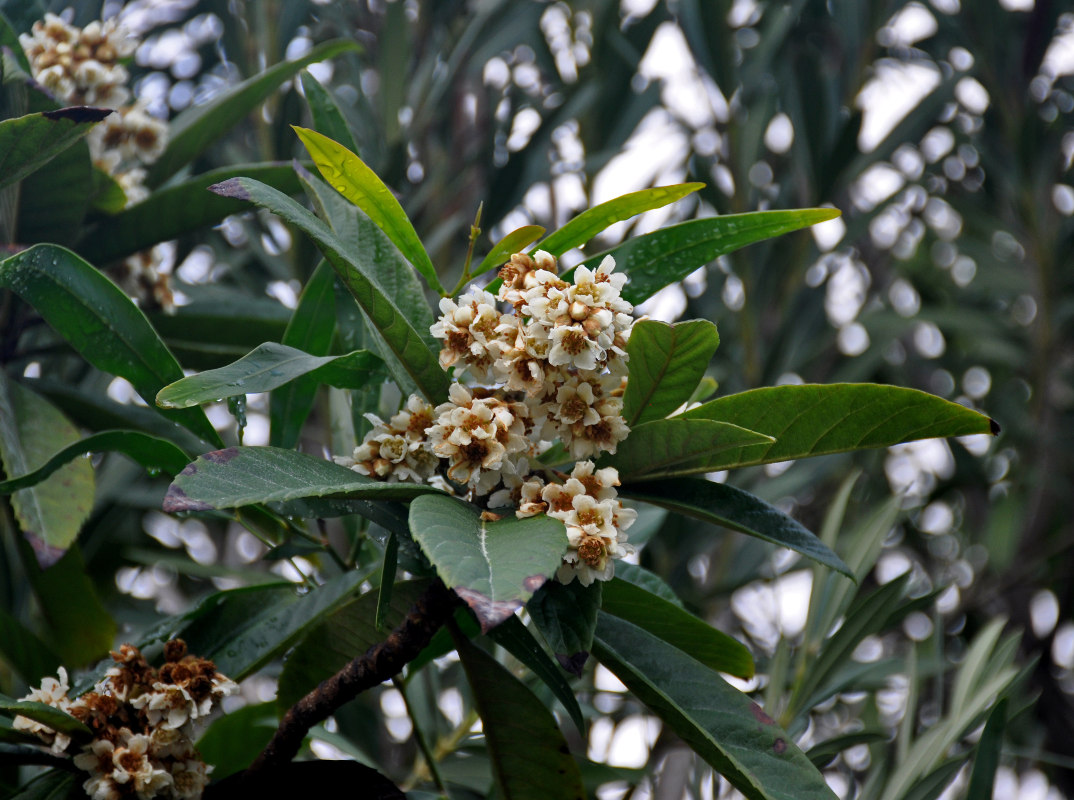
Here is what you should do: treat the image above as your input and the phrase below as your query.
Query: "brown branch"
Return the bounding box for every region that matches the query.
[245,579,460,777]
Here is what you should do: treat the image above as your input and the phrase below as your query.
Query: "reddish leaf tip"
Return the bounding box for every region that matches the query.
[208,179,250,200]
[989,417,1001,435]
[203,447,241,464]
[41,106,113,123]
[24,532,66,569]
[555,651,589,677]
[162,486,214,513]
[454,587,521,633]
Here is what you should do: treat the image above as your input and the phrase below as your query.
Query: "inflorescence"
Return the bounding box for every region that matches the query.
[19,12,174,309]
[335,251,638,586]
[14,641,236,800]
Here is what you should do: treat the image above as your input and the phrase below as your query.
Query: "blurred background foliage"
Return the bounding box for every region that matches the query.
[2,0,1073,797]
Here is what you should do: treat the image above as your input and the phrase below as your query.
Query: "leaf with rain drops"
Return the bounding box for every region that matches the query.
[408,494,568,632]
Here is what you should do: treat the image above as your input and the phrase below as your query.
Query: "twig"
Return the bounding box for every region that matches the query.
[245,579,460,776]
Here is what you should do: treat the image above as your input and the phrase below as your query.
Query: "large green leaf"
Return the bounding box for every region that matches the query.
[621,319,720,426]
[0,694,91,740]
[408,495,568,632]
[472,225,546,278]
[275,580,431,712]
[156,343,381,409]
[599,418,773,481]
[162,446,442,513]
[209,177,449,402]
[6,767,78,799]
[600,578,754,679]
[0,608,61,685]
[526,580,601,676]
[680,384,998,472]
[0,244,221,446]
[146,40,360,187]
[0,427,186,505]
[196,702,278,781]
[536,183,704,257]
[573,208,841,304]
[270,261,337,448]
[294,126,445,294]
[0,107,110,191]
[452,627,586,800]
[79,162,303,266]
[158,570,371,681]
[593,613,837,800]
[0,374,94,564]
[620,479,851,577]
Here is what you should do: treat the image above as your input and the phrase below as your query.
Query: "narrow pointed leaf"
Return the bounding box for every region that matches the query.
[294,126,445,293]
[209,177,448,402]
[600,578,754,679]
[408,494,567,632]
[622,319,720,426]
[6,770,79,800]
[966,699,1007,800]
[536,182,704,257]
[147,40,360,187]
[621,479,851,577]
[681,384,998,472]
[0,695,91,739]
[0,374,94,565]
[80,162,303,266]
[0,430,189,494]
[451,627,586,800]
[527,580,601,676]
[162,446,442,513]
[599,418,774,481]
[157,343,380,408]
[573,208,841,304]
[299,70,360,155]
[270,261,337,448]
[0,244,221,446]
[473,225,546,277]
[0,107,111,190]
[593,613,837,800]
[486,615,587,735]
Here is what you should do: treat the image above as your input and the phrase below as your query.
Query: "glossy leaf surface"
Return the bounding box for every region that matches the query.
[621,479,851,577]
[0,107,110,190]
[163,446,442,512]
[622,319,720,426]
[526,580,601,676]
[473,225,546,278]
[409,494,567,632]
[294,126,444,293]
[594,614,837,800]
[681,384,998,472]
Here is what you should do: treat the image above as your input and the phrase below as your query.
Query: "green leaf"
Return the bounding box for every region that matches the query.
[451,626,586,800]
[196,702,278,780]
[805,730,889,769]
[574,208,841,305]
[162,446,442,513]
[526,580,601,676]
[473,225,546,278]
[375,534,399,631]
[600,578,754,679]
[0,430,189,495]
[486,615,586,735]
[209,177,449,403]
[0,244,221,446]
[612,562,683,607]
[622,319,720,426]
[0,107,111,191]
[593,613,837,800]
[965,699,1007,800]
[0,694,91,740]
[536,182,704,257]
[299,70,360,155]
[0,374,94,564]
[157,343,381,408]
[408,495,568,632]
[294,125,445,294]
[146,40,360,187]
[620,479,851,577]
[79,162,303,266]
[270,261,337,448]
[599,418,774,481]
[0,608,62,685]
[5,770,79,800]
[681,384,998,472]
[162,570,372,681]
[18,545,115,667]
[275,580,431,712]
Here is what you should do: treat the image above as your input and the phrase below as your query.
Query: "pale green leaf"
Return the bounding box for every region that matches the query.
[622,319,720,426]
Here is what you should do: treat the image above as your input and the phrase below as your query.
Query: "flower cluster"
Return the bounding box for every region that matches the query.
[20,12,173,309]
[13,640,236,800]
[336,250,637,585]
